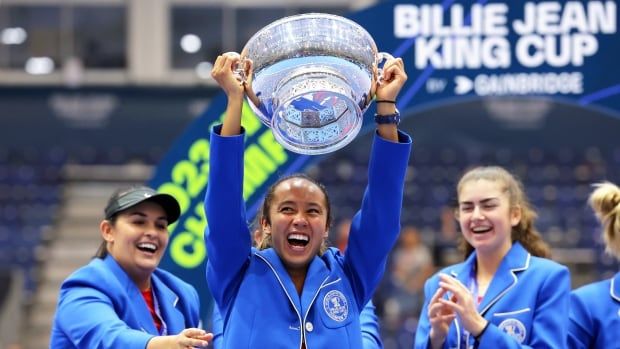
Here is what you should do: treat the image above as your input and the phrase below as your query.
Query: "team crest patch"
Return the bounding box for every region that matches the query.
[498,318,526,343]
[323,290,348,322]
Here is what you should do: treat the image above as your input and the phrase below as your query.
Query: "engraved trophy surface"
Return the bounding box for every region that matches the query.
[236,13,392,155]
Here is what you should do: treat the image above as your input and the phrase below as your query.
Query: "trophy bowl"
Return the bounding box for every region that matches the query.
[236,13,392,155]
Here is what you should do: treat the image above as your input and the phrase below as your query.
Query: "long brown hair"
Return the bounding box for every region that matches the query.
[456,166,551,258]
[256,173,332,254]
[588,182,620,259]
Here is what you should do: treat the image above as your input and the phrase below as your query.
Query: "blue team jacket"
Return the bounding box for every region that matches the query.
[205,125,411,349]
[50,255,201,348]
[568,271,620,348]
[211,299,383,348]
[414,242,570,349]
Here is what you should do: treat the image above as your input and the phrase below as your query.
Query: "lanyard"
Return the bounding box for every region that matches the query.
[151,287,168,336]
[459,267,481,349]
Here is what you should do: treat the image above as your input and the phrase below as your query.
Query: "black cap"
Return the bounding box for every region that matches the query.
[104,186,181,224]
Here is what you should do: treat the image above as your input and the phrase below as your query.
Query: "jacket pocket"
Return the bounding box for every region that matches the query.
[318,289,354,329]
[491,307,531,344]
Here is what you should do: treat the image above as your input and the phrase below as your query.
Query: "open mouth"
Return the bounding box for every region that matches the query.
[136,242,158,254]
[287,233,310,249]
[471,226,492,234]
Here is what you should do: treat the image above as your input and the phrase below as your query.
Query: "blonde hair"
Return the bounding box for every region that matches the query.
[456,166,551,258]
[588,182,620,259]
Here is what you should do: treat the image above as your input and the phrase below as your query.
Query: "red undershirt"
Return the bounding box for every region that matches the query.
[141,289,163,333]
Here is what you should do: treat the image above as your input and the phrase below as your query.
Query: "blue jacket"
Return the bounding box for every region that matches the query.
[205,125,411,349]
[50,255,201,349]
[568,271,620,349]
[212,299,383,348]
[414,243,570,349]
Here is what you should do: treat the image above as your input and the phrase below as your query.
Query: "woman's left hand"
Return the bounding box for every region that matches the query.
[147,328,214,349]
[374,57,407,102]
[175,328,214,348]
[436,273,488,337]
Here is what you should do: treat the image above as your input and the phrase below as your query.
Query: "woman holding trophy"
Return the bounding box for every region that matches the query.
[204,13,412,349]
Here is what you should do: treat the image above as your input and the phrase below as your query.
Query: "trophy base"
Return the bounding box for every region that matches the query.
[271,68,363,155]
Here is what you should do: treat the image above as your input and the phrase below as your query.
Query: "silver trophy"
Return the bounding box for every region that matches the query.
[231,13,393,155]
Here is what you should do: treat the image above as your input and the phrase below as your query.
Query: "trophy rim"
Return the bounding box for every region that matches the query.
[243,12,377,50]
[240,12,379,70]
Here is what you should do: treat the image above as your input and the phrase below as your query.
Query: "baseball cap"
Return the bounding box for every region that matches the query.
[104,186,181,224]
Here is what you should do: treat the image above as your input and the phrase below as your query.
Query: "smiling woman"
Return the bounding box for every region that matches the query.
[204,52,411,348]
[256,173,332,287]
[414,166,570,349]
[49,186,214,349]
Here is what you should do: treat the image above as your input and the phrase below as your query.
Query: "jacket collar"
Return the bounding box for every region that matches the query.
[256,248,302,312]
[611,271,620,302]
[255,248,331,314]
[102,255,180,334]
[102,254,138,293]
[151,271,184,333]
[449,242,530,316]
[301,252,332,318]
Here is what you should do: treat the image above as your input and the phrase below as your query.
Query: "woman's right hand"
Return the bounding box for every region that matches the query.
[212,52,251,136]
[427,287,456,349]
[211,53,245,99]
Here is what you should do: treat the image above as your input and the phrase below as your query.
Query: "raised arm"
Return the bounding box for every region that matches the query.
[344,57,412,307]
[211,53,245,136]
[204,53,254,308]
[374,57,407,142]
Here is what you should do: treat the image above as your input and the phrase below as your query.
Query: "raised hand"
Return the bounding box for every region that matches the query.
[212,52,250,136]
[373,57,407,141]
[211,53,245,99]
[375,57,407,102]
